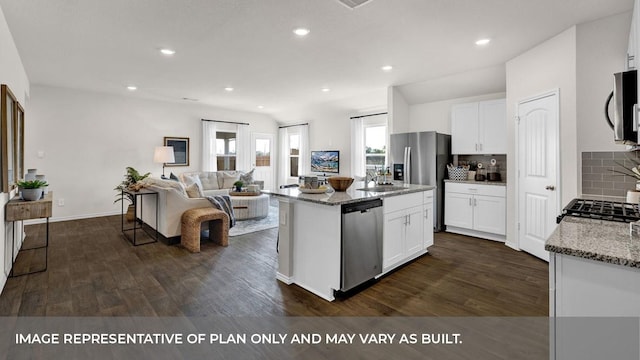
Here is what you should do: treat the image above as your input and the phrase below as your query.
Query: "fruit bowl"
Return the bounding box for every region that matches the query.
[327,177,354,192]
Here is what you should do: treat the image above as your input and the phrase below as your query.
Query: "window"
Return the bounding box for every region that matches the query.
[365,125,387,169]
[216,131,236,170]
[255,138,271,167]
[289,134,300,177]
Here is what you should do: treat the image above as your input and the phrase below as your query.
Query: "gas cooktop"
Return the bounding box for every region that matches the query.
[556,198,640,224]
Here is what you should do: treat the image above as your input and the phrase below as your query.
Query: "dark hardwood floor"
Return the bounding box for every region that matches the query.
[0,216,548,317]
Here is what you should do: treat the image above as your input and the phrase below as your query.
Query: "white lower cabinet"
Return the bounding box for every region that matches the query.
[382,190,433,272]
[444,182,506,242]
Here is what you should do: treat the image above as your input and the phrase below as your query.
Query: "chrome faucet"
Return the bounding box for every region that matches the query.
[365,169,378,188]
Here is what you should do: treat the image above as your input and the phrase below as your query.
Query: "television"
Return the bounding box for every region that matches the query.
[311,150,340,174]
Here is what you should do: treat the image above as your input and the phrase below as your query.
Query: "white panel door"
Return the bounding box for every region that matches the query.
[451,103,479,154]
[517,92,559,261]
[251,133,275,191]
[473,195,506,235]
[479,99,507,154]
[444,192,473,229]
[404,206,424,256]
[383,211,405,269]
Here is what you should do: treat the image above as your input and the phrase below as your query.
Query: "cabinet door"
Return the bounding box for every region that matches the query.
[383,211,406,269]
[478,99,506,154]
[473,195,506,235]
[451,103,479,154]
[423,201,434,249]
[404,206,424,256]
[444,191,474,229]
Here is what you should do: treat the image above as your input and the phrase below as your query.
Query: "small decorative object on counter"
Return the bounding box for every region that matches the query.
[25,169,37,181]
[233,180,244,192]
[475,163,486,181]
[327,176,354,191]
[610,156,640,203]
[17,179,48,201]
[446,164,469,181]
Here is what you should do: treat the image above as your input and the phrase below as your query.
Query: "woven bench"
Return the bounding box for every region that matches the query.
[181,207,229,253]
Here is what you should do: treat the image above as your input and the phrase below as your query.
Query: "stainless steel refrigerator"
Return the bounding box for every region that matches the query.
[389,131,451,232]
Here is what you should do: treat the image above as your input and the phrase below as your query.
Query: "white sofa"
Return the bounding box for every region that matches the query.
[139,171,261,243]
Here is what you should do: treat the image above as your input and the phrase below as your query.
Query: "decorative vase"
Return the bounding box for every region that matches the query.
[25,169,37,181]
[125,205,135,222]
[22,188,43,201]
[235,186,243,192]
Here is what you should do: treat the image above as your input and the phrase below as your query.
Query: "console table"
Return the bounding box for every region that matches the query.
[121,188,158,246]
[5,191,52,277]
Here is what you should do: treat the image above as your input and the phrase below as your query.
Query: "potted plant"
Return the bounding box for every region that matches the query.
[611,157,640,202]
[17,179,48,201]
[114,166,150,221]
[233,180,244,192]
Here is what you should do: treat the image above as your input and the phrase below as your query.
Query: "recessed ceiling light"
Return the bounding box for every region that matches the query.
[224,87,234,92]
[293,28,310,36]
[321,88,330,92]
[475,38,491,46]
[182,97,199,101]
[160,48,176,55]
[126,85,137,91]
[257,105,264,109]
[381,65,393,72]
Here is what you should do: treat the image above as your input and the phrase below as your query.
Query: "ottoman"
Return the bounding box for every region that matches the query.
[229,194,270,220]
[181,207,229,253]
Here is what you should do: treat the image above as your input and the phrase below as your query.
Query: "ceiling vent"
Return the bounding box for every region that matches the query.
[336,0,372,9]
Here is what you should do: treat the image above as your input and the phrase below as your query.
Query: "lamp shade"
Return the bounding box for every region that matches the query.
[154,146,175,163]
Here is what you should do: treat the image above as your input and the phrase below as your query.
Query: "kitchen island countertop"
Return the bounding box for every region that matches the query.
[264,181,435,206]
[545,216,640,268]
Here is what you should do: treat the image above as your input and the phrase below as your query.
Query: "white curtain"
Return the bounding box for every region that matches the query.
[278,127,290,186]
[298,124,310,176]
[202,121,217,171]
[236,124,251,171]
[351,117,365,179]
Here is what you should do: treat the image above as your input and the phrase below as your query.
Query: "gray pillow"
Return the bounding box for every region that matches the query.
[239,168,255,184]
[169,172,179,181]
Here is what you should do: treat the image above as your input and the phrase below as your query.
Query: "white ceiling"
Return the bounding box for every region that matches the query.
[0,0,634,122]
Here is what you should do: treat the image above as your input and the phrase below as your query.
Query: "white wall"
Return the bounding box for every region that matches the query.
[506,27,578,250]
[408,92,506,134]
[0,5,30,292]
[576,11,631,154]
[388,86,409,134]
[27,85,278,221]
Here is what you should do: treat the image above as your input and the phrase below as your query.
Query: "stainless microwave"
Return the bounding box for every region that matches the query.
[606,69,637,145]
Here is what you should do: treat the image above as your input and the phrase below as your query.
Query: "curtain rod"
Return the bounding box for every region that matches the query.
[201,119,250,126]
[349,112,388,120]
[279,123,309,129]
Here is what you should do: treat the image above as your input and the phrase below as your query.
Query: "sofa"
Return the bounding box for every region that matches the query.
[138,170,263,242]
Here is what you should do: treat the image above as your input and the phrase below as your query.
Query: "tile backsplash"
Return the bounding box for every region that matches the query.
[582,151,640,198]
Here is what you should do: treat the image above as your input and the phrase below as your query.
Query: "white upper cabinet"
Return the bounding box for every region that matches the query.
[451,99,507,154]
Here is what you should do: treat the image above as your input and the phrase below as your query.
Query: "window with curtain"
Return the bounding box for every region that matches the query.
[289,134,300,177]
[351,114,388,178]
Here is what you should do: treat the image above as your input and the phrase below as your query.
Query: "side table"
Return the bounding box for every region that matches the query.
[6,191,53,277]
[121,188,159,246]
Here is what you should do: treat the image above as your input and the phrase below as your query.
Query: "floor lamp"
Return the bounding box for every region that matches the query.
[154,146,175,179]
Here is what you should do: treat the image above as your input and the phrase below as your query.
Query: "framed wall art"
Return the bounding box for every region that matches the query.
[164,136,189,166]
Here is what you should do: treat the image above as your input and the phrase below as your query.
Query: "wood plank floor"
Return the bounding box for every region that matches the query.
[0,216,548,316]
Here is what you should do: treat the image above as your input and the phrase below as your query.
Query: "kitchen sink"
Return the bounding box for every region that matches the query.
[356,186,407,193]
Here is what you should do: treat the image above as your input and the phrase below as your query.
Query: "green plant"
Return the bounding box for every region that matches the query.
[612,157,640,181]
[233,180,244,188]
[114,166,151,205]
[17,179,48,189]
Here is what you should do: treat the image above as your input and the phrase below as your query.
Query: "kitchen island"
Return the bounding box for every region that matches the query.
[266,182,435,301]
[546,216,640,359]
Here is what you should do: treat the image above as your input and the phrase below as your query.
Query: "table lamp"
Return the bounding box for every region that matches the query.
[154,146,175,179]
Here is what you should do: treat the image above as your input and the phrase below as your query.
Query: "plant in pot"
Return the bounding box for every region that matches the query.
[611,157,640,203]
[17,179,48,201]
[114,166,151,221]
[233,180,244,192]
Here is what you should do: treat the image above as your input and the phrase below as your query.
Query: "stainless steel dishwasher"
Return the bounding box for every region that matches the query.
[341,198,383,292]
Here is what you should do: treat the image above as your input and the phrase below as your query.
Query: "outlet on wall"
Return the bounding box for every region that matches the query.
[58,198,64,206]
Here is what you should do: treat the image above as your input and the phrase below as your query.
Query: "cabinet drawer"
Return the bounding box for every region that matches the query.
[423,190,434,204]
[445,182,505,197]
[384,192,423,213]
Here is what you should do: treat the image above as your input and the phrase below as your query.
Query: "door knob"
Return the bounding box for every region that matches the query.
[545,185,555,191]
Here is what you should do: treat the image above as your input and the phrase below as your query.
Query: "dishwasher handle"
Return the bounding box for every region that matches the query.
[342,199,383,214]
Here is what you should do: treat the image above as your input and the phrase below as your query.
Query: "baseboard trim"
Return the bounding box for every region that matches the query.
[445,226,506,242]
[276,272,293,285]
[505,242,520,251]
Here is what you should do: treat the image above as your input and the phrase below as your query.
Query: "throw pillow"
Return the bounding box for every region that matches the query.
[239,168,255,184]
[185,183,204,198]
[169,172,179,181]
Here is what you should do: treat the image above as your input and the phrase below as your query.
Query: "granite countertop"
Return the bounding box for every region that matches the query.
[264,181,436,206]
[545,217,640,268]
[444,179,507,186]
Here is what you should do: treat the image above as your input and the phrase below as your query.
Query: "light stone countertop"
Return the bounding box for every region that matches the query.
[545,216,640,268]
[264,181,435,206]
[444,179,506,186]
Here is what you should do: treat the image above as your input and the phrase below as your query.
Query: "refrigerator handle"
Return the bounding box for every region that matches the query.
[404,147,411,185]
